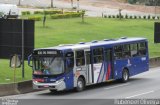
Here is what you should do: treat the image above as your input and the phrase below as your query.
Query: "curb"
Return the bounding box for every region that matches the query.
[0,57,160,97]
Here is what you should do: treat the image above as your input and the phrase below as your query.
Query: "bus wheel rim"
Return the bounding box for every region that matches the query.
[124,71,128,81]
[78,81,83,89]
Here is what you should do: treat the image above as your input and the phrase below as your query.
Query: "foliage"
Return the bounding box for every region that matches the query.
[51,12,82,19]
[21,11,31,15]
[28,16,42,21]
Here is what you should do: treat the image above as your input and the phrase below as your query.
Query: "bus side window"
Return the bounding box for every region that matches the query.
[130,43,138,57]
[86,51,91,64]
[76,50,85,66]
[123,44,131,58]
[138,42,146,56]
[114,45,122,59]
[93,48,103,63]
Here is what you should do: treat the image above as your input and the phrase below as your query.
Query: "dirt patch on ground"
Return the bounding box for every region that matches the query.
[60,0,160,14]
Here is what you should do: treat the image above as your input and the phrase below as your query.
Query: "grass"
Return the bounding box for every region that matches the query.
[0,17,160,84]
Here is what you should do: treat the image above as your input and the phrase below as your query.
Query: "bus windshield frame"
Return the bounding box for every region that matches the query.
[32,50,65,76]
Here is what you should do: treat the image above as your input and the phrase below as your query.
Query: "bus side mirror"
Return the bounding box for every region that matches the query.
[28,54,33,67]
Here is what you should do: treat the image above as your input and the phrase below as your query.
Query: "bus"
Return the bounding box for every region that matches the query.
[28,37,149,92]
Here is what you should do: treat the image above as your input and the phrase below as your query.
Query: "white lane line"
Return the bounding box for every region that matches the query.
[104,83,130,90]
[126,90,154,99]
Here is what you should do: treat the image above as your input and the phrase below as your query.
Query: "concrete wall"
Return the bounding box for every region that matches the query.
[0,57,160,97]
[149,57,160,68]
[0,81,34,97]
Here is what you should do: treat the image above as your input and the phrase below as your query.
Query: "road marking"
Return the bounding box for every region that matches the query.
[126,90,154,99]
[104,83,130,90]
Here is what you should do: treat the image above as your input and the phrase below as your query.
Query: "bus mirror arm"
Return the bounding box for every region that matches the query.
[28,54,33,67]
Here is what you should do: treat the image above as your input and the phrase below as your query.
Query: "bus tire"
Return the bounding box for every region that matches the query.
[121,69,129,83]
[76,77,85,92]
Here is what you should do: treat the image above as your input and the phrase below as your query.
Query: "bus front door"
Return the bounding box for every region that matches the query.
[104,48,114,80]
[85,50,93,84]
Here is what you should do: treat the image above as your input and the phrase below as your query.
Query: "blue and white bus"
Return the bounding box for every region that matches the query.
[28,37,149,92]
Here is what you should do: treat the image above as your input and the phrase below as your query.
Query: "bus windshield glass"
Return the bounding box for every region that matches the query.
[33,56,64,75]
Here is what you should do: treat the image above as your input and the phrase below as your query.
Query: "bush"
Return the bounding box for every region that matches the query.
[121,15,124,19]
[125,14,128,19]
[21,11,31,15]
[112,15,115,18]
[28,16,42,21]
[134,15,137,19]
[157,16,160,20]
[143,15,146,19]
[129,15,132,19]
[108,15,111,18]
[44,10,62,15]
[148,15,151,19]
[34,11,44,14]
[116,15,120,18]
[51,12,82,19]
[128,0,137,4]
[139,16,141,19]
[104,15,107,18]
[152,16,155,20]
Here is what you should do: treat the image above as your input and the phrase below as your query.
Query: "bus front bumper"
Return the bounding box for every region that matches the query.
[33,80,66,91]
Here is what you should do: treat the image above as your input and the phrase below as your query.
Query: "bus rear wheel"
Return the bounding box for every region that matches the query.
[76,77,85,92]
[121,69,129,83]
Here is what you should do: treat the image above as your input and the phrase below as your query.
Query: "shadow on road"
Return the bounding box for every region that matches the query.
[37,77,151,96]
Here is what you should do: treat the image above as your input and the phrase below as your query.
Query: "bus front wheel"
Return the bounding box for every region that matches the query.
[121,69,129,83]
[76,77,85,92]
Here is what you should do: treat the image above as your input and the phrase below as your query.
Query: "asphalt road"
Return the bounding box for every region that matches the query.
[0,67,160,105]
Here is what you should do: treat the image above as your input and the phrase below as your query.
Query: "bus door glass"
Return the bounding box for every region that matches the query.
[105,48,114,80]
[92,48,104,83]
[85,50,92,84]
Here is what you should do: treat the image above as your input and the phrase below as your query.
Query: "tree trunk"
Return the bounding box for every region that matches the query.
[77,0,79,11]
[18,0,21,6]
[51,0,53,8]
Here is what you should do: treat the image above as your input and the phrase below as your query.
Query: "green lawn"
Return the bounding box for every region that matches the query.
[0,17,160,83]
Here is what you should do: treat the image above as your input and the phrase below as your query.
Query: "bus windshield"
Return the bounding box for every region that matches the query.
[33,56,64,75]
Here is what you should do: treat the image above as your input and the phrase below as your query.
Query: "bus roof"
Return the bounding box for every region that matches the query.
[35,37,147,51]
